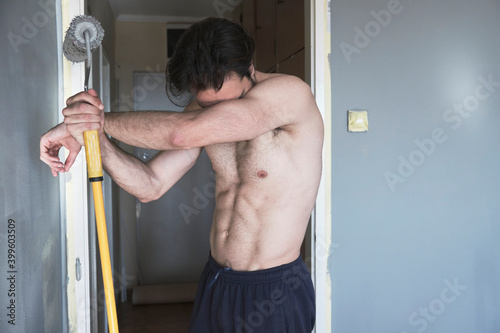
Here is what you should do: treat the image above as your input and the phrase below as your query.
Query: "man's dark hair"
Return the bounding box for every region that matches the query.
[166,18,255,106]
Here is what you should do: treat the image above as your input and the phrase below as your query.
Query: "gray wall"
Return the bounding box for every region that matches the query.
[0,0,64,332]
[330,0,500,332]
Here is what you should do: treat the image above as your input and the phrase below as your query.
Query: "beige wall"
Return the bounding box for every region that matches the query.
[115,21,168,111]
[114,20,170,288]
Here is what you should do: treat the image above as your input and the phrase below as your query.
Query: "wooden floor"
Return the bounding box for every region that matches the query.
[117,296,194,333]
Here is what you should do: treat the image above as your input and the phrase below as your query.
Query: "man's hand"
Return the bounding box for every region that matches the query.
[39,89,105,176]
[40,123,82,177]
[63,89,105,145]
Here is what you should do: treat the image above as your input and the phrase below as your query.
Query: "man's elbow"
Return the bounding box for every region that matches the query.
[137,192,161,203]
[137,185,164,203]
[170,130,187,149]
[138,197,150,203]
[169,128,199,150]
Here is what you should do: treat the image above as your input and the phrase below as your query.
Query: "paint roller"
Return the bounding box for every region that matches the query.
[63,15,119,332]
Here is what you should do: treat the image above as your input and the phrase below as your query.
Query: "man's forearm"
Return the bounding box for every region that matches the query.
[104,111,188,150]
[99,135,163,202]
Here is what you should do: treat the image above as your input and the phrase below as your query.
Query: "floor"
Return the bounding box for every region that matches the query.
[117,296,194,333]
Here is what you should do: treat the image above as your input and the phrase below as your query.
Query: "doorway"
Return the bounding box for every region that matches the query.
[70,0,331,332]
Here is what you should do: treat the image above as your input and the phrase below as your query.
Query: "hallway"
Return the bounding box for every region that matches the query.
[117,294,194,333]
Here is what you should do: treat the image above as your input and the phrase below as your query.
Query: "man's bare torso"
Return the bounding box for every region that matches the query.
[204,72,323,271]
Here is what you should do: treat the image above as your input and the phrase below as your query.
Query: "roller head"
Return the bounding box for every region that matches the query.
[63,15,104,63]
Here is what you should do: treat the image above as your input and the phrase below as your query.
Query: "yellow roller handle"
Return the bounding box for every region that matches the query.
[84,130,104,182]
[84,130,119,333]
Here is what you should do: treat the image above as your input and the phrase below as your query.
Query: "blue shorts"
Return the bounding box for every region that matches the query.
[189,254,316,333]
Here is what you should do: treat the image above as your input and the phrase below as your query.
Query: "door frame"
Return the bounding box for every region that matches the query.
[308,0,332,332]
[64,0,333,331]
[61,0,96,331]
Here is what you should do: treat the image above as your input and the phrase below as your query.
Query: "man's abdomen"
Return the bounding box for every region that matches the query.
[209,187,310,271]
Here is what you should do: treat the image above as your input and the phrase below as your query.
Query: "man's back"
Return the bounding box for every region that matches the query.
[206,72,324,271]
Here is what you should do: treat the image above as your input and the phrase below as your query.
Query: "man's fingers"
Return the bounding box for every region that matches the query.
[40,139,61,165]
[63,112,102,124]
[65,90,104,109]
[45,156,63,169]
[87,89,99,98]
[41,154,64,176]
[64,150,79,172]
[63,90,105,144]
[40,150,58,163]
[39,121,83,176]
[41,149,79,175]
[63,101,102,118]
[50,163,65,177]
[41,155,62,167]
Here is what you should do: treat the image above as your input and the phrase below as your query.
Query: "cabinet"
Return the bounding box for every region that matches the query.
[254,0,277,72]
[241,0,305,79]
[277,48,305,80]
[276,0,305,65]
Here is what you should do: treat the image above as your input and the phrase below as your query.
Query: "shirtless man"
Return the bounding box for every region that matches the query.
[41,18,323,332]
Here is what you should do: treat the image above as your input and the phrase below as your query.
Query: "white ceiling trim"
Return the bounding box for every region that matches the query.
[116,14,209,23]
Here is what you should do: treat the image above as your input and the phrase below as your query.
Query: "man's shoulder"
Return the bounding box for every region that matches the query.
[257,73,309,90]
[252,73,322,133]
[252,73,314,106]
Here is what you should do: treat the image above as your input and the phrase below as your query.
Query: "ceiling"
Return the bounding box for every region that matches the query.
[107,0,225,21]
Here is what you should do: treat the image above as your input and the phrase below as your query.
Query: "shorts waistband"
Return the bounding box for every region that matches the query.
[207,253,306,284]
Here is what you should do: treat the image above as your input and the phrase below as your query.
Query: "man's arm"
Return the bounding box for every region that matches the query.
[65,75,316,150]
[97,99,203,202]
[40,120,202,203]
[41,90,203,202]
[99,137,201,202]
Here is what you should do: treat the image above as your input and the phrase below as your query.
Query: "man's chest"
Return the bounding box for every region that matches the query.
[205,129,287,181]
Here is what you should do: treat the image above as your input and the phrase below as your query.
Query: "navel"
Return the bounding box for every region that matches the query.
[257,170,268,178]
